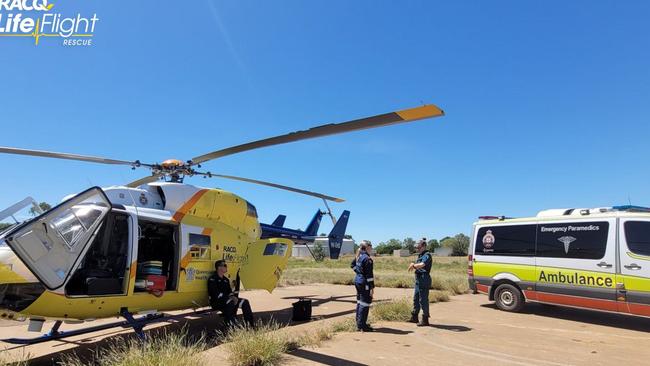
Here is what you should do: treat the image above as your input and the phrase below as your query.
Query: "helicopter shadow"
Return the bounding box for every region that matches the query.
[25,295,360,366]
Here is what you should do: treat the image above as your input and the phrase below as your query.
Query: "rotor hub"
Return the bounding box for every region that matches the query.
[161,159,184,169]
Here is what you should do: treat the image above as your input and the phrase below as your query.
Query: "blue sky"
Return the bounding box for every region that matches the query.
[1,1,650,244]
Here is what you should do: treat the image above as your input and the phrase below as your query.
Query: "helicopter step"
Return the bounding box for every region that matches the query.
[1,308,214,345]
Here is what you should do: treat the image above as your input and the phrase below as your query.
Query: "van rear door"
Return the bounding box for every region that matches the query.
[618,219,650,316]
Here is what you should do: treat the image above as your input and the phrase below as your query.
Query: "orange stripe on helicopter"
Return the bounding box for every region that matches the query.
[130,261,137,281]
[180,252,193,269]
[172,189,209,222]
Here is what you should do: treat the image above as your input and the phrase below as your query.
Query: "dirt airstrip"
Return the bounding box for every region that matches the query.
[2,284,650,365]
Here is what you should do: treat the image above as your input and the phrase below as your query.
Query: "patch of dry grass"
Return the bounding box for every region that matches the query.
[0,347,30,366]
[429,290,451,303]
[58,329,206,366]
[219,320,339,366]
[371,298,412,322]
[219,322,290,366]
[329,317,357,333]
[281,255,469,294]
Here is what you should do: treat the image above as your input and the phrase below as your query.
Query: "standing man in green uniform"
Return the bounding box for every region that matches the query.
[408,238,432,326]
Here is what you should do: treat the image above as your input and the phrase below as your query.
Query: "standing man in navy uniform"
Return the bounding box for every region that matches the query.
[408,238,432,326]
[208,260,255,327]
[351,240,374,332]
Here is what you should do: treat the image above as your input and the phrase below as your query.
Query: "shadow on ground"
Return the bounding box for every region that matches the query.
[24,295,357,366]
[480,302,650,332]
[289,348,369,366]
[428,323,471,332]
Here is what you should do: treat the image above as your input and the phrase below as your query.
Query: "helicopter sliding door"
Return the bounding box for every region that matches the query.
[239,238,293,292]
[4,187,111,291]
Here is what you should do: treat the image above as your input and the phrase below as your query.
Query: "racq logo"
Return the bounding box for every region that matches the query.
[0,0,98,46]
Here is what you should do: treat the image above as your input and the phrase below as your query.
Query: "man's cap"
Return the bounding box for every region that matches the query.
[215,259,227,269]
[360,240,372,246]
[417,238,427,246]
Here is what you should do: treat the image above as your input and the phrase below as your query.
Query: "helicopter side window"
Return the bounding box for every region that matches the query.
[65,212,131,296]
[263,243,288,257]
[189,233,211,259]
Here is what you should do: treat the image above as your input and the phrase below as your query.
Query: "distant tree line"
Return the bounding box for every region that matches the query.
[373,234,470,256]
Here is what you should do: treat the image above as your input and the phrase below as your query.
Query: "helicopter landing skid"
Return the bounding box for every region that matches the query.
[1,312,166,345]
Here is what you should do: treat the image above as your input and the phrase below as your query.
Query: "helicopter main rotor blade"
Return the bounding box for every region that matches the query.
[204,173,345,202]
[0,146,148,167]
[190,104,444,165]
[126,174,164,188]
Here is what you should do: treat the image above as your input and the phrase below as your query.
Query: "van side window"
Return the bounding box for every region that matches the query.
[624,221,650,257]
[475,225,536,256]
[537,222,608,259]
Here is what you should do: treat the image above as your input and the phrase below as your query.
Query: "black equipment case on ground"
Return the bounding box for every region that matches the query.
[292,298,312,321]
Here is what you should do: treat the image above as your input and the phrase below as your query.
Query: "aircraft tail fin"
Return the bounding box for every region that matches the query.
[305,210,323,237]
[271,215,286,227]
[327,210,350,259]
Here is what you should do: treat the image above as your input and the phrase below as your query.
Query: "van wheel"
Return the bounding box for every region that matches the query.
[494,284,524,312]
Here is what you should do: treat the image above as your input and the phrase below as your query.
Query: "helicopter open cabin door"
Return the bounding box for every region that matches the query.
[4,187,111,291]
[239,238,293,292]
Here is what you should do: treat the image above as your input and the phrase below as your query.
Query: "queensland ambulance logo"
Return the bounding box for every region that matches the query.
[482,230,495,251]
[0,0,98,46]
[139,193,148,205]
[557,236,576,254]
[185,267,196,282]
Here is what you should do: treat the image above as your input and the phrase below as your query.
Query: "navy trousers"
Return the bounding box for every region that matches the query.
[412,274,431,318]
[215,298,254,326]
[355,283,372,329]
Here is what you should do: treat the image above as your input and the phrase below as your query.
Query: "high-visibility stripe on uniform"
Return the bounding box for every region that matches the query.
[366,277,374,282]
[357,300,371,307]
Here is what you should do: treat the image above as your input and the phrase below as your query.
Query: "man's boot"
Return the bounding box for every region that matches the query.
[417,316,429,327]
[408,313,418,323]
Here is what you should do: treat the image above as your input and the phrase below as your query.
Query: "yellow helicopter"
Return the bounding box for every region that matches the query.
[0,104,443,343]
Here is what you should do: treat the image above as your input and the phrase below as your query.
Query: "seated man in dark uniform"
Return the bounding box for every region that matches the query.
[207,260,254,327]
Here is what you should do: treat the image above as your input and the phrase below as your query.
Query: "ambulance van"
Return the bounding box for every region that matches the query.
[468,206,650,316]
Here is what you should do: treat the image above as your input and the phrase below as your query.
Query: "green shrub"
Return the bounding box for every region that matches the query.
[311,242,326,262]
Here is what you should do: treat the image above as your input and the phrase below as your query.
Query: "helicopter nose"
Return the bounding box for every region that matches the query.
[0,246,29,285]
[0,246,45,318]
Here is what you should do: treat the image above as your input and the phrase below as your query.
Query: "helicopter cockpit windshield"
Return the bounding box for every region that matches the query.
[2,187,112,291]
